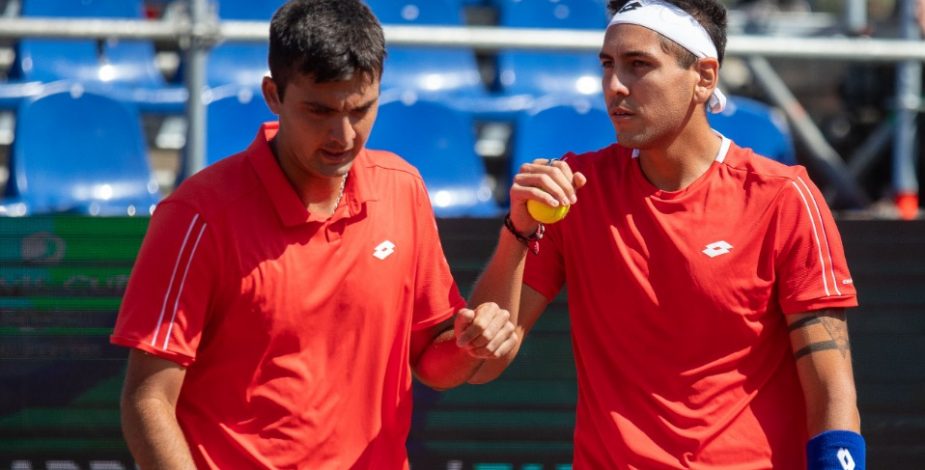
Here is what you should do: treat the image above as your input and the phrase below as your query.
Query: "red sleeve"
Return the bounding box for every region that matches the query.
[411,179,466,330]
[110,201,220,366]
[774,169,858,314]
[523,152,580,302]
[523,221,567,302]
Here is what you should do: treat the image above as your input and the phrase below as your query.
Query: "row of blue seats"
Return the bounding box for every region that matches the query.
[0,83,795,218]
[0,0,795,217]
[0,0,609,114]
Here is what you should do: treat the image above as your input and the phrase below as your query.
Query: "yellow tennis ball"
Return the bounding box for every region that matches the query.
[527,199,570,224]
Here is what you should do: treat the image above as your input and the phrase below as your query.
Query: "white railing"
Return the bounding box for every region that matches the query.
[0,19,923,60]
[0,7,921,210]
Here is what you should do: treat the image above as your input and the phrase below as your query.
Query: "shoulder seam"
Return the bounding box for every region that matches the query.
[720,159,807,203]
[167,160,259,222]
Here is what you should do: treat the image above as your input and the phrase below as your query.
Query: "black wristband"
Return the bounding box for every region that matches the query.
[503,212,545,255]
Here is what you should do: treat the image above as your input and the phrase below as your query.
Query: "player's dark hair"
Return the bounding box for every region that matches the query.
[268,0,385,100]
[606,0,727,68]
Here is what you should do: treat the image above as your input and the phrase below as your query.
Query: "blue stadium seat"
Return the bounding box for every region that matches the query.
[207,86,276,165]
[509,95,795,176]
[708,95,797,165]
[0,82,45,111]
[2,85,161,216]
[12,0,126,84]
[214,0,283,19]
[495,0,607,98]
[204,1,282,88]
[366,0,489,101]
[367,99,501,217]
[510,98,614,178]
[206,42,271,89]
[176,86,276,180]
[8,0,184,113]
[497,0,608,30]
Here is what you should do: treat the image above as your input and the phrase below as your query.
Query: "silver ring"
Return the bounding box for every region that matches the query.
[546,158,558,166]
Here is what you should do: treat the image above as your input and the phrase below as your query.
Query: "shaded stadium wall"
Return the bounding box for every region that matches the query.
[0,216,923,469]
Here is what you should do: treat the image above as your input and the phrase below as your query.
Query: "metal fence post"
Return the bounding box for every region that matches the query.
[892,0,923,219]
[183,0,211,177]
[845,0,868,34]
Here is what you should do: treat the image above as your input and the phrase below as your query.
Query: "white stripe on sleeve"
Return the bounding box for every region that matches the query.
[151,213,200,347]
[790,181,831,297]
[161,221,208,350]
[796,177,842,296]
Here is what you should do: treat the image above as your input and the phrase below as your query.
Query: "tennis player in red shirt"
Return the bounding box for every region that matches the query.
[475,0,866,468]
[111,1,530,468]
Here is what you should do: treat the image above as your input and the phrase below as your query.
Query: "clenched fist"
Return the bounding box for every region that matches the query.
[454,302,519,359]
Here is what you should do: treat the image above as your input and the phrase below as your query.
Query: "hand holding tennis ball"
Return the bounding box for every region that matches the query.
[516,158,586,225]
[527,199,570,224]
[510,157,586,231]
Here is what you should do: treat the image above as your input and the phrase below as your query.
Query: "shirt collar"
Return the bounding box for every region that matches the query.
[247,122,378,227]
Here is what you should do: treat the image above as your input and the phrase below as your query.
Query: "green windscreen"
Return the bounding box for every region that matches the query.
[3,215,925,469]
[0,216,577,470]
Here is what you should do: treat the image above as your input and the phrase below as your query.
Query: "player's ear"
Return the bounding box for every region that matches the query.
[693,57,719,107]
[262,76,282,115]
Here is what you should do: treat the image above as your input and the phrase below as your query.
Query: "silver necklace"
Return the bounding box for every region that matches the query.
[331,173,348,214]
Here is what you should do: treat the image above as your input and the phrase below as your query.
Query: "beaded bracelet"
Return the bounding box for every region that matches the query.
[503,212,545,255]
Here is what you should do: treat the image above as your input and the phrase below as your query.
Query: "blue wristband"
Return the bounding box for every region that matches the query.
[807,430,866,470]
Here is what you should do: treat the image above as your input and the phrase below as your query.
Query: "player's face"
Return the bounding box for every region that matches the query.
[263,72,380,180]
[599,24,701,149]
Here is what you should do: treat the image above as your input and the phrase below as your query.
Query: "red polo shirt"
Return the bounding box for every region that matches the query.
[112,123,464,469]
[525,139,858,469]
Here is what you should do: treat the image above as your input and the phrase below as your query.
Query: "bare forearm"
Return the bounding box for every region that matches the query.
[804,391,861,436]
[468,226,529,318]
[787,309,861,436]
[799,358,861,435]
[122,397,196,470]
[465,228,529,383]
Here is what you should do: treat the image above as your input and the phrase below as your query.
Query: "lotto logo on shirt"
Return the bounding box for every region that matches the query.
[702,241,733,258]
[373,240,396,260]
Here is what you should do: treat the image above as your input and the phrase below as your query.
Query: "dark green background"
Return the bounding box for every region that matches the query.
[1,216,923,469]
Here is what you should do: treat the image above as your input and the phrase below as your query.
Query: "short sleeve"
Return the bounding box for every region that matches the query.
[523,213,567,302]
[110,201,220,366]
[523,153,579,302]
[774,169,858,314]
[410,180,466,330]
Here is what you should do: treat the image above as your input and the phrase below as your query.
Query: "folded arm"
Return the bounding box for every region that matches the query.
[412,158,585,389]
[409,228,527,391]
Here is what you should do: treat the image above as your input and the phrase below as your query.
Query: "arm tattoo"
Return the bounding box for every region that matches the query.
[794,341,838,360]
[787,315,821,332]
[818,310,851,359]
[791,309,851,360]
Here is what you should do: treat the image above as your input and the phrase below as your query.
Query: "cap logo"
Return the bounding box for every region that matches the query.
[619,1,642,13]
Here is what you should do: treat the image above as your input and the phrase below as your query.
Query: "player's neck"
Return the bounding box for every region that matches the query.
[300,173,347,215]
[637,125,721,192]
[271,139,349,215]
